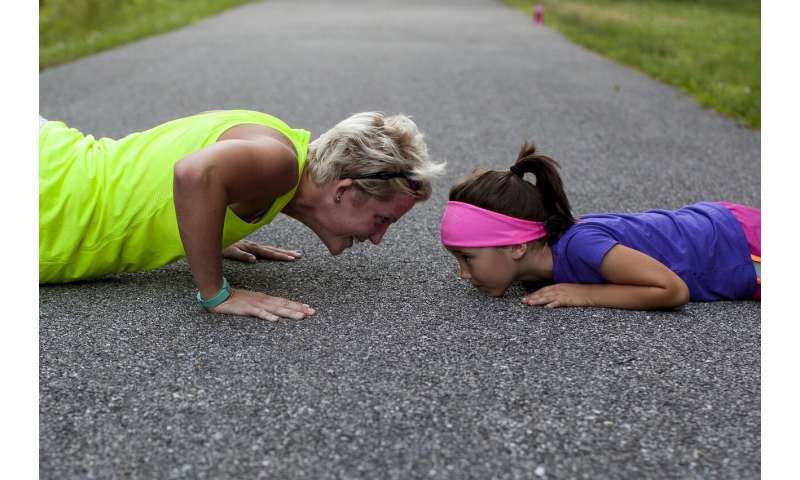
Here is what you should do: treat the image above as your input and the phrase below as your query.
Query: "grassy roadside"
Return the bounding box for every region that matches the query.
[502,0,760,129]
[40,0,256,70]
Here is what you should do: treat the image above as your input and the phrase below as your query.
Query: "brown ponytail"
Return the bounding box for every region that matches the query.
[448,141,577,244]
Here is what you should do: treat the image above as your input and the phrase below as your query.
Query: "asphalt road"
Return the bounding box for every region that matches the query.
[39,0,761,478]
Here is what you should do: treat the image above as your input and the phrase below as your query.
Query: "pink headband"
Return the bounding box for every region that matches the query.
[440,201,547,247]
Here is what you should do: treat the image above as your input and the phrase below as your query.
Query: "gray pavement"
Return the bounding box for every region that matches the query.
[39,0,760,478]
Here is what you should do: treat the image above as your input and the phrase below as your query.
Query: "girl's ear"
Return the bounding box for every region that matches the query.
[509,243,528,260]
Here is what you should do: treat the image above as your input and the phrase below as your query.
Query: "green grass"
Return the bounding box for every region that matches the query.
[503,0,760,128]
[40,0,255,70]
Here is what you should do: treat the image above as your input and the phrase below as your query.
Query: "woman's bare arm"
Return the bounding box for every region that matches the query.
[173,137,313,320]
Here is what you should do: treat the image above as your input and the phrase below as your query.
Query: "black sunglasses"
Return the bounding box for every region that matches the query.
[344,172,421,191]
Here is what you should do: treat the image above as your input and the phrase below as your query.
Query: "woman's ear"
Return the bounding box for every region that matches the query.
[334,178,353,202]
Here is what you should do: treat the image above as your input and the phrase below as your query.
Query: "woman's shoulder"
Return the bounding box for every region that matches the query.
[201,109,296,128]
[218,123,299,163]
[208,110,309,156]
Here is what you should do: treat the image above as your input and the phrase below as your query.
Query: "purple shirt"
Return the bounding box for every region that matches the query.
[551,202,755,301]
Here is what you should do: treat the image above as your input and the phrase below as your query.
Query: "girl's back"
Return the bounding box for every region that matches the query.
[552,202,757,301]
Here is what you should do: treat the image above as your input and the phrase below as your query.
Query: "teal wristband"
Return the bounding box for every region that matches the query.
[197,277,231,309]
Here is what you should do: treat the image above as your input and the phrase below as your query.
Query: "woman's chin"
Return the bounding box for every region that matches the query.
[326,237,353,256]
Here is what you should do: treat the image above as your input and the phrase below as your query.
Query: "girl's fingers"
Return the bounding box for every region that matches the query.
[523,296,544,305]
[523,294,561,307]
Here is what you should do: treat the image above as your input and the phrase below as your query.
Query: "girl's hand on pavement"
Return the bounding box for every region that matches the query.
[522,283,594,309]
[222,240,302,263]
[210,288,315,321]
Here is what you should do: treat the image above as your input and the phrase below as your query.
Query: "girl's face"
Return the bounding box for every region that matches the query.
[447,246,518,297]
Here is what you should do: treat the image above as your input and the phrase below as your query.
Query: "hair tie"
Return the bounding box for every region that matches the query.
[509,164,525,178]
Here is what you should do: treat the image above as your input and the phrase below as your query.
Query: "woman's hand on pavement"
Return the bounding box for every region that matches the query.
[222,240,302,263]
[210,288,315,321]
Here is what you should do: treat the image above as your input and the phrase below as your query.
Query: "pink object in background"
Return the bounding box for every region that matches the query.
[533,4,544,24]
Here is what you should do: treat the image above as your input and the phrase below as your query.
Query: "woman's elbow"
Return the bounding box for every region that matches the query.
[173,158,211,192]
[174,158,198,185]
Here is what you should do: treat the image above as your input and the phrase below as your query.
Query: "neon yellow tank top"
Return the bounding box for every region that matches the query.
[39,110,310,283]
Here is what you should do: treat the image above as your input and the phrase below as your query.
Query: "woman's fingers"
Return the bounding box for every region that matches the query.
[249,308,280,322]
[257,245,302,261]
[263,245,303,258]
[224,241,302,262]
[211,288,315,321]
[261,295,316,318]
[222,246,257,262]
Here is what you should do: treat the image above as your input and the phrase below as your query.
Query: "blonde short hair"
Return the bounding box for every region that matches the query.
[307,112,444,201]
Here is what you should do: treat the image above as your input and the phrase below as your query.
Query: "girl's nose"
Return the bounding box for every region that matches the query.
[459,266,471,280]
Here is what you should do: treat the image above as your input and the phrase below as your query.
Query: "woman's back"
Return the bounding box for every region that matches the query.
[39,110,310,282]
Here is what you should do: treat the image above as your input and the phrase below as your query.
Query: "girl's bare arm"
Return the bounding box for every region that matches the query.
[524,245,690,310]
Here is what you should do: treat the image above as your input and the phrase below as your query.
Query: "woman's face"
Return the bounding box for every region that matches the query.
[320,187,417,255]
[446,246,518,297]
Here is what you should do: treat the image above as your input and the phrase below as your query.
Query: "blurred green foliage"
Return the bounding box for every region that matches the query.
[504,0,760,128]
[40,0,255,69]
